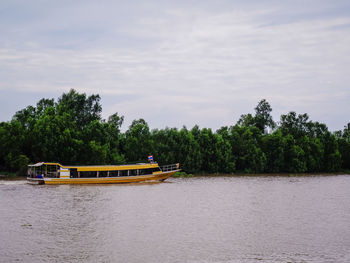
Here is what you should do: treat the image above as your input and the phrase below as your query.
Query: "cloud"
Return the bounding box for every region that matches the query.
[0,1,350,130]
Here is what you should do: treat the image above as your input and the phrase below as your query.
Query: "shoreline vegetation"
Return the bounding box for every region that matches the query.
[0,172,24,180]
[173,171,350,178]
[1,89,350,176]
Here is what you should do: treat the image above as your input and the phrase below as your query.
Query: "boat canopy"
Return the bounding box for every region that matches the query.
[28,162,45,167]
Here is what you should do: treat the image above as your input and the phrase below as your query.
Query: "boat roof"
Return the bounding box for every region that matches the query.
[29,162,45,167]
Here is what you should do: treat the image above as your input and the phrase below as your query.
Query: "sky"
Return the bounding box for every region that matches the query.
[1,0,350,131]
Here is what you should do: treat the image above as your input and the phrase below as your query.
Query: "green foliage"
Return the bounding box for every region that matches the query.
[238,99,275,133]
[123,119,152,162]
[231,125,266,173]
[282,134,306,173]
[280,112,310,138]
[57,89,102,128]
[173,171,194,178]
[254,99,275,132]
[322,132,342,172]
[14,155,30,176]
[0,92,348,175]
[179,127,202,173]
[262,131,285,173]
[337,130,350,169]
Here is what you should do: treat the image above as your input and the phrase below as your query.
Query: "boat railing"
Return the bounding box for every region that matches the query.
[160,163,180,172]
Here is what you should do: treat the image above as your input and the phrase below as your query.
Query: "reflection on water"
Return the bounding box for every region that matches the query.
[1,175,350,262]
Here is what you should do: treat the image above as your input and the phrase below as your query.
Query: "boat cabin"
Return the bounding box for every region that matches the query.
[28,162,164,179]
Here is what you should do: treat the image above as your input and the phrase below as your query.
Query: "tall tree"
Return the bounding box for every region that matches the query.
[57,89,102,128]
[123,119,152,162]
[279,112,310,139]
[105,113,125,164]
[262,130,285,173]
[254,99,275,133]
[230,125,266,173]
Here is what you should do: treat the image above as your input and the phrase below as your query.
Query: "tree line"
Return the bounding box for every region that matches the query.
[1,89,349,175]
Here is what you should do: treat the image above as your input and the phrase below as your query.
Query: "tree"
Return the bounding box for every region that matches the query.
[152,127,179,165]
[0,120,26,171]
[283,134,307,173]
[322,132,342,172]
[181,127,202,173]
[237,99,275,134]
[237,113,255,127]
[254,99,275,133]
[335,125,350,169]
[279,112,310,139]
[300,136,324,172]
[262,130,285,173]
[31,107,81,164]
[216,126,236,173]
[123,119,152,162]
[57,89,102,128]
[105,113,125,164]
[230,125,266,173]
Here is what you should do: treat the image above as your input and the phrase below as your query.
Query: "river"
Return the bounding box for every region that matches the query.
[1,175,350,263]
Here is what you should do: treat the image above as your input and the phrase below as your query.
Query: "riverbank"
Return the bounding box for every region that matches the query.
[174,171,350,178]
[0,173,26,180]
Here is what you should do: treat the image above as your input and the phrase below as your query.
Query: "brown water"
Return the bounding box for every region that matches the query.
[1,175,350,263]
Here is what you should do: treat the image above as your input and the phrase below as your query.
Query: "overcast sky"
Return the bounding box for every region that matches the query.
[1,0,349,131]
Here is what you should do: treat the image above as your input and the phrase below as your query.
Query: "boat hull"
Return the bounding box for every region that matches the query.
[26,178,45,185]
[28,170,178,185]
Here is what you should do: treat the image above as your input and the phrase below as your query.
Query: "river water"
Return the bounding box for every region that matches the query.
[1,175,350,263]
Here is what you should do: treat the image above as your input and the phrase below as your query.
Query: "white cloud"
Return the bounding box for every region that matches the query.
[0,1,350,130]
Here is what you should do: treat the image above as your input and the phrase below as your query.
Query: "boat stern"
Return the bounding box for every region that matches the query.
[26,177,45,185]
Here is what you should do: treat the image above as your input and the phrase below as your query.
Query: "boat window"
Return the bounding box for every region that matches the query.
[46,165,59,178]
[139,168,152,175]
[99,171,107,177]
[80,171,97,178]
[70,169,78,178]
[109,171,119,177]
[130,170,138,176]
[139,169,147,175]
[33,166,44,177]
[120,170,128,177]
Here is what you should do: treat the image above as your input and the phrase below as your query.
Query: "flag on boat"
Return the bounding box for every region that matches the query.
[148,155,153,161]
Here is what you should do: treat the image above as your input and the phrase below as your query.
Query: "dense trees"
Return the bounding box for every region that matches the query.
[0,89,349,175]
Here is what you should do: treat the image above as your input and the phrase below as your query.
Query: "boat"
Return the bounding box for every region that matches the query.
[27,161,180,185]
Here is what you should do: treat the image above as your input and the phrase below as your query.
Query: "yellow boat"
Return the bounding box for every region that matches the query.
[27,162,180,185]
